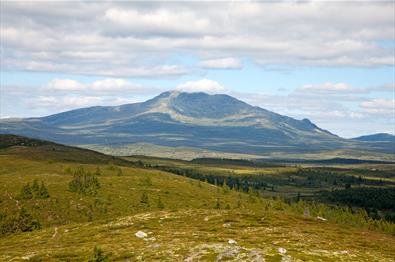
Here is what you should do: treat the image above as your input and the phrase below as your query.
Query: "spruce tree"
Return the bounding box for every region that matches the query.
[89,246,110,262]
[19,183,33,200]
[38,181,50,198]
[31,180,40,195]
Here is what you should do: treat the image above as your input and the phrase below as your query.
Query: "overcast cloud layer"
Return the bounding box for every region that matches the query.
[0,1,394,137]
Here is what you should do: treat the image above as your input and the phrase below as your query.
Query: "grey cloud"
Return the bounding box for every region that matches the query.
[1,1,394,78]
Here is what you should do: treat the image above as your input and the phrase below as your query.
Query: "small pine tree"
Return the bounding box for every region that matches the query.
[68,168,100,195]
[17,207,41,232]
[19,183,33,200]
[89,246,110,262]
[38,181,50,198]
[31,180,40,194]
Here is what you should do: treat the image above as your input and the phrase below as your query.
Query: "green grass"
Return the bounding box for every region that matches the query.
[0,155,247,228]
[1,209,394,261]
[0,141,394,261]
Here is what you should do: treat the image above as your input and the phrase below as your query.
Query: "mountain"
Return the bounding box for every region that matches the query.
[353,133,395,143]
[0,91,394,156]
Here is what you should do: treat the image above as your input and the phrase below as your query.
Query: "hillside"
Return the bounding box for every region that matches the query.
[0,136,394,261]
[0,134,132,166]
[353,133,395,143]
[2,91,393,158]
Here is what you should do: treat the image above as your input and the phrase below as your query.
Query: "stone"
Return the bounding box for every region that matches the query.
[135,230,148,238]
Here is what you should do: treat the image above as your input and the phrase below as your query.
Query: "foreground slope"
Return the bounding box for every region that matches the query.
[2,91,393,157]
[2,209,395,261]
[0,136,394,261]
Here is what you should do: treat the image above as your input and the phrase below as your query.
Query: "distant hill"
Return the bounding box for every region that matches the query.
[1,91,394,156]
[0,134,132,166]
[353,133,395,143]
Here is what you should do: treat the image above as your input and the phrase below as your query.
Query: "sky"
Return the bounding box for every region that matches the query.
[0,1,394,138]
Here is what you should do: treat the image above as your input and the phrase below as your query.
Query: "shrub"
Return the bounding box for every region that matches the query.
[68,167,100,195]
[31,180,40,194]
[88,246,110,262]
[38,181,50,198]
[19,183,33,200]
[0,207,41,236]
[19,180,50,200]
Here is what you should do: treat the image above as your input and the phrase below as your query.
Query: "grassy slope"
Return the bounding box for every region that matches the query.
[0,140,394,261]
[0,134,133,166]
[2,209,395,261]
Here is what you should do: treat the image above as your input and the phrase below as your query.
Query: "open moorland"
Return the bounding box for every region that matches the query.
[0,135,394,261]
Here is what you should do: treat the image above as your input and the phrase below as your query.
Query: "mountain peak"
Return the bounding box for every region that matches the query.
[146,90,254,119]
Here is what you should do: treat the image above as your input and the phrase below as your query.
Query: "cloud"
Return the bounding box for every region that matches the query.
[45,79,85,91]
[1,1,394,78]
[374,83,395,92]
[36,96,104,109]
[176,79,226,93]
[360,99,395,113]
[103,7,211,37]
[199,58,242,69]
[231,80,394,137]
[44,78,137,92]
[43,78,161,94]
[0,79,162,118]
[300,82,353,92]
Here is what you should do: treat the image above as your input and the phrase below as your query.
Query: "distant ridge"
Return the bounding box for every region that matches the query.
[353,133,395,143]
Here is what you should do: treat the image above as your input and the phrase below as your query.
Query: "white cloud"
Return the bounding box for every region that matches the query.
[360,99,395,113]
[45,79,85,91]
[176,79,226,93]
[103,8,211,37]
[300,82,353,92]
[36,96,104,109]
[199,58,242,69]
[90,79,131,91]
[43,78,158,94]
